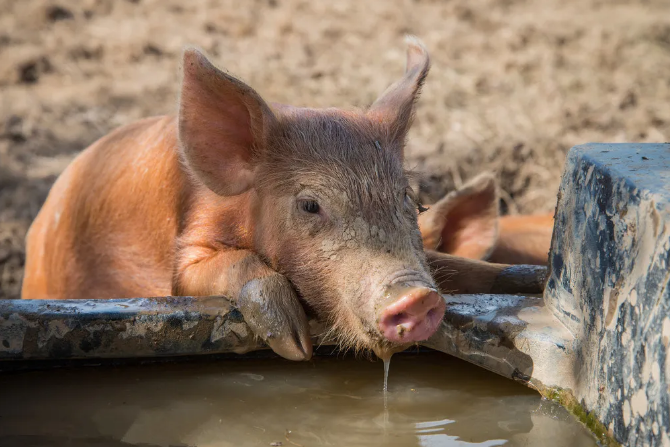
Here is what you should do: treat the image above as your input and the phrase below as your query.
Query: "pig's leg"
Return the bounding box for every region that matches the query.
[425,250,547,295]
[174,248,312,361]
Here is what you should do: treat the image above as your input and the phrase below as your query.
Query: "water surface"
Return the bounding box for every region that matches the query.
[0,352,597,447]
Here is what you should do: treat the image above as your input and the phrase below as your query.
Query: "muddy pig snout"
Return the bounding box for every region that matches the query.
[378,286,446,343]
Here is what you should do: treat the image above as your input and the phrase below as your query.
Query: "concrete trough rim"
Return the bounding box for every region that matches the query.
[0,293,615,445]
[1,293,574,395]
[0,294,562,367]
[0,292,573,391]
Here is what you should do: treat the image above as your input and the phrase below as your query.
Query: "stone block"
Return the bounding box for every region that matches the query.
[545,143,670,446]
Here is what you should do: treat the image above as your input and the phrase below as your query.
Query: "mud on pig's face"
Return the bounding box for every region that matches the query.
[251,39,445,357]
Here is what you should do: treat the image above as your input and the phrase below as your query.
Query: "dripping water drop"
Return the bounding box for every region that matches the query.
[383,357,391,393]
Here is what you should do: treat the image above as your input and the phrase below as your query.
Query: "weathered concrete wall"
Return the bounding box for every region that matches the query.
[545,143,670,447]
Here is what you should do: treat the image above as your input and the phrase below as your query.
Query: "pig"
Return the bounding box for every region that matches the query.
[22,37,545,361]
[418,172,554,266]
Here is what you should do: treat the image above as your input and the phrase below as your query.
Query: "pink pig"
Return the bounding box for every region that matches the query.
[23,37,544,361]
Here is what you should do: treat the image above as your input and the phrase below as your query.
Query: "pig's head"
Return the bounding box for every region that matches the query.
[178,37,445,358]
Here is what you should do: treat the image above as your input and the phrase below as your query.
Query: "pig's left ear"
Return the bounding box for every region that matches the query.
[178,47,277,196]
[418,172,500,260]
[367,36,430,156]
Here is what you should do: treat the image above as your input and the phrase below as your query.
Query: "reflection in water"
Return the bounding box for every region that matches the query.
[415,419,508,447]
[0,353,597,447]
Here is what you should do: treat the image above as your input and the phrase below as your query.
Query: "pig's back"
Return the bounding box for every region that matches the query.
[489,214,554,266]
[22,116,186,299]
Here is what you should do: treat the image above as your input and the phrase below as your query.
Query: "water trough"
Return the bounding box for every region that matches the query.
[1,143,668,446]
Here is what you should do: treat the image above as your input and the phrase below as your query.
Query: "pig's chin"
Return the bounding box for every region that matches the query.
[341,317,417,360]
[371,340,413,360]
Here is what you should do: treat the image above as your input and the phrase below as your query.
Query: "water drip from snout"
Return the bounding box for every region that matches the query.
[383,357,391,393]
[373,345,396,431]
[373,347,394,393]
[382,355,392,434]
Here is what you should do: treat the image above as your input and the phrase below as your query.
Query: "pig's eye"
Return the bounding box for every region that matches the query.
[417,203,428,214]
[299,200,320,214]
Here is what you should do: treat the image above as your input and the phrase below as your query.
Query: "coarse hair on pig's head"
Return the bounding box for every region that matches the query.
[178,36,445,358]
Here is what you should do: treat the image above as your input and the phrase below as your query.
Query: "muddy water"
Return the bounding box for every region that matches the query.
[0,353,596,447]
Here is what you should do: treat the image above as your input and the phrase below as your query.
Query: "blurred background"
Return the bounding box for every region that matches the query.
[1,0,669,299]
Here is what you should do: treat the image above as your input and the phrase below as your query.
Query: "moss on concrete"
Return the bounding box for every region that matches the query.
[543,387,621,447]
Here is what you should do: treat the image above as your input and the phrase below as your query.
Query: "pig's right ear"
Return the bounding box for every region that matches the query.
[367,36,430,156]
[178,48,277,196]
[418,172,500,260]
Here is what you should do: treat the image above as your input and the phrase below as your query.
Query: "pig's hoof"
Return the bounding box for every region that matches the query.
[238,275,313,361]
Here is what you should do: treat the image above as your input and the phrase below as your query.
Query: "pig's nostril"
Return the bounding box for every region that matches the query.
[389,312,408,327]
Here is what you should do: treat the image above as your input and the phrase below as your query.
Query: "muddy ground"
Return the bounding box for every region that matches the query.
[1,0,669,299]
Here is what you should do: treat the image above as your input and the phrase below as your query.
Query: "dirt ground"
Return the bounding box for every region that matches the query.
[1,0,669,299]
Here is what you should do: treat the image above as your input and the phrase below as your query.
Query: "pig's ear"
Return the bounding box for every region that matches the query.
[367,36,430,154]
[418,172,500,260]
[178,48,277,196]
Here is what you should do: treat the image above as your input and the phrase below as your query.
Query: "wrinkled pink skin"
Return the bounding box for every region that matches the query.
[23,37,446,360]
